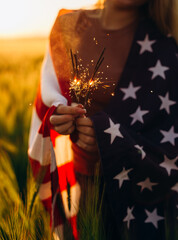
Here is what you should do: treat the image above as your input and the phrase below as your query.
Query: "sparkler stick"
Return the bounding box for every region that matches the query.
[91,56,104,80]
[74,54,79,79]
[70,49,81,102]
[94,47,105,73]
[70,49,75,77]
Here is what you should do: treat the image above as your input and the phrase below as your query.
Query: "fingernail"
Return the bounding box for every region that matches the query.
[78,104,85,109]
[77,108,86,113]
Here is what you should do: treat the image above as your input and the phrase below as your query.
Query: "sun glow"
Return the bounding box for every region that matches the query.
[0,0,98,38]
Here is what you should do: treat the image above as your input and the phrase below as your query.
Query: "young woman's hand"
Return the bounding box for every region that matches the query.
[75,117,99,152]
[50,104,86,135]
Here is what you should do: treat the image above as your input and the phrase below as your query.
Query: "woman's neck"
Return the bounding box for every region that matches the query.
[100,2,139,30]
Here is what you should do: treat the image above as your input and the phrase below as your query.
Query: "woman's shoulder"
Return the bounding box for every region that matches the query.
[53,8,101,36]
[56,9,81,28]
[50,9,83,39]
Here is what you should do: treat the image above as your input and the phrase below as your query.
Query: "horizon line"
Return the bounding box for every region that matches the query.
[0,34,48,40]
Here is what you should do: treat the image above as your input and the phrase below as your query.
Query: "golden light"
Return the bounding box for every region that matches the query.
[89,80,94,86]
[0,0,98,38]
[76,80,81,85]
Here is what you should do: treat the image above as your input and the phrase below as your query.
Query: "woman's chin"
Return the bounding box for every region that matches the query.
[109,0,148,8]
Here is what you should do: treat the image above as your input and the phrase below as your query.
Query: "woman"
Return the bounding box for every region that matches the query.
[28,0,178,239]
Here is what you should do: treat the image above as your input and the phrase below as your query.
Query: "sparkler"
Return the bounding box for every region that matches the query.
[70,48,106,106]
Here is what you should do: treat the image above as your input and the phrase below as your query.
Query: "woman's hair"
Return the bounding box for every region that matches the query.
[149,0,178,43]
[96,0,178,44]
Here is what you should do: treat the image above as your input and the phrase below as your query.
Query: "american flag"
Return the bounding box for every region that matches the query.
[28,8,178,240]
[91,18,178,240]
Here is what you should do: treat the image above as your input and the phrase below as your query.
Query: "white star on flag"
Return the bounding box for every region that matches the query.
[159,155,178,176]
[130,106,149,125]
[104,118,123,144]
[171,183,178,193]
[123,207,135,229]
[159,92,176,114]
[120,82,141,100]
[137,34,156,54]
[134,145,146,160]
[145,208,164,228]
[148,60,169,80]
[113,167,133,188]
[137,177,158,192]
[160,126,178,146]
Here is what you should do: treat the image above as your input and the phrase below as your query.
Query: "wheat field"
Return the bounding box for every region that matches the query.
[0,37,52,239]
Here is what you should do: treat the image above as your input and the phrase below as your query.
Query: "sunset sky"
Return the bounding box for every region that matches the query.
[0,0,97,38]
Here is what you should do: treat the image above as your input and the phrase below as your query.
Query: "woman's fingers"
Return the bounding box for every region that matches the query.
[76,126,95,137]
[50,114,74,125]
[76,117,95,137]
[76,139,98,152]
[54,121,74,135]
[76,117,93,127]
[67,125,76,135]
[55,104,86,115]
[76,118,98,152]
[78,132,97,145]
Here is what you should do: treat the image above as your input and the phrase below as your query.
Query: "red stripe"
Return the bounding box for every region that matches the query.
[69,215,79,240]
[41,196,52,227]
[42,196,52,213]
[38,106,56,137]
[57,162,76,192]
[29,157,51,184]
[50,129,60,147]
[35,85,49,121]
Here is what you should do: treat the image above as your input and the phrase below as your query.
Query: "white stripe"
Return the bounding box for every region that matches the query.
[41,48,67,107]
[28,133,51,166]
[54,135,73,167]
[39,181,52,200]
[53,225,64,240]
[28,107,42,148]
[61,183,81,219]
